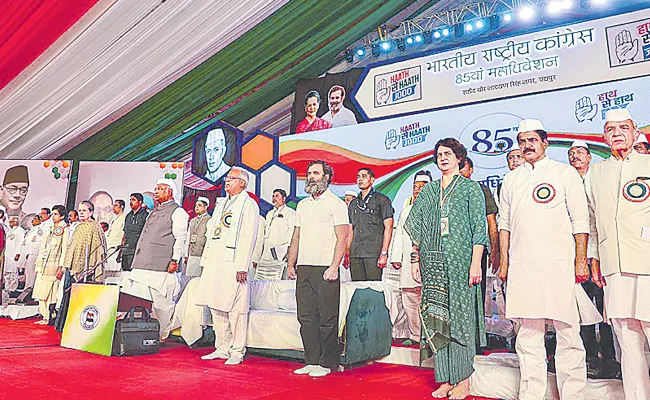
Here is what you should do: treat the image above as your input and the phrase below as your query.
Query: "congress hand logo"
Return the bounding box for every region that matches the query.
[375,78,391,106]
[615,29,639,64]
[574,96,598,122]
[385,129,400,150]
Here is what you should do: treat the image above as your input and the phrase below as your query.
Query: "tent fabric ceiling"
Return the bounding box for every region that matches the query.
[0,0,289,159]
[0,0,101,90]
[55,0,419,165]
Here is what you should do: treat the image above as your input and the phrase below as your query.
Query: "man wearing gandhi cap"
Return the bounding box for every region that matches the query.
[122,178,189,340]
[1,165,29,222]
[183,196,211,278]
[633,132,649,155]
[499,118,590,400]
[584,108,650,399]
[343,190,357,207]
[567,139,618,376]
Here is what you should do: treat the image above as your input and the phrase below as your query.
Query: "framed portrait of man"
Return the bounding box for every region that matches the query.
[192,122,240,185]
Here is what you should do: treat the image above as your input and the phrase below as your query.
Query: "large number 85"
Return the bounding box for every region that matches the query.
[472,127,516,153]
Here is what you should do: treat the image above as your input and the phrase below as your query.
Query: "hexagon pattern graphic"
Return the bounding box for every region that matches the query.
[260,164,293,205]
[241,134,274,171]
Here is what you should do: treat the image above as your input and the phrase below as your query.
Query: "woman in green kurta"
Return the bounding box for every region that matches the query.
[405,138,487,399]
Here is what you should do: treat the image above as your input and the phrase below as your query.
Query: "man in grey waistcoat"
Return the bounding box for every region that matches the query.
[184,196,211,278]
[122,178,189,340]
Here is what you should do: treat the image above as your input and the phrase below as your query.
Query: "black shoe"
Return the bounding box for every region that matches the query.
[547,356,556,374]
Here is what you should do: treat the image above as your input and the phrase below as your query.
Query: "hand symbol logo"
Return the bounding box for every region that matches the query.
[375,78,391,106]
[615,29,639,64]
[385,129,400,150]
[575,96,598,123]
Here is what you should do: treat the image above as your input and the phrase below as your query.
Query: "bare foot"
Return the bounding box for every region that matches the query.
[448,378,470,400]
[431,382,454,398]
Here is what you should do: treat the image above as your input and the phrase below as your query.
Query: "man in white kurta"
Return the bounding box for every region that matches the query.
[104,200,126,284]
[18,215,45,288]
[499,119,590,400]
[388,172,430,344]
[196,167,259,365]
[584,109,650,399]
[122,179,189,341]
[4,217,25,291]
[255,189,295,280]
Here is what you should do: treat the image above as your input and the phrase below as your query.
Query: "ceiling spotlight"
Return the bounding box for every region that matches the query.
[406,37,414,45]
[356,48,365,57]
[415,34,423,43]
[433,31,441,39]
[519,5,536,21]
[371,43,380,57]
[503,13,512,22]
[465,23,473,32]
[561,0,573,9]
[475,20,484,29]
[442,28,450,36]
[380,41,391,51]
[548,1,562,13]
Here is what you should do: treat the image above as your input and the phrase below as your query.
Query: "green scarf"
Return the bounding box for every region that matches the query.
[404,177,455,360]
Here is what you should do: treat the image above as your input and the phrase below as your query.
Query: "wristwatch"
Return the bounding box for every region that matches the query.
[380,250,388,256]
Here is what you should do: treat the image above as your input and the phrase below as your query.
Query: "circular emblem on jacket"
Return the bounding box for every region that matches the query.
[532,183,556,204]
[37,228,43,236]
[53,226,64,236]
[9,234,15,240]
[80,305,100,330]
[221,211,233,228]
[622,180,650,203]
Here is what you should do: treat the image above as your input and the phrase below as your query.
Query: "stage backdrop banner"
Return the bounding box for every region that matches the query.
[61,283,119,357]
[353,9,650,120]
[0,160,72,229]
[291,69,364,134]
[280,74,650,220]
[75,162,184,225]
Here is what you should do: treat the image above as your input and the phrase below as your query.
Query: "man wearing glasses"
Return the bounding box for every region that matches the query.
[1,165,30,223]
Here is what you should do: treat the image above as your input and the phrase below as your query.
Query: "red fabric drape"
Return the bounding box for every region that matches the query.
[0,0,100,90]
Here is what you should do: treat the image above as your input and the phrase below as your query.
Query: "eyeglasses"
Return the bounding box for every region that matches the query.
[3,186,28,195]
[224,176,243,182]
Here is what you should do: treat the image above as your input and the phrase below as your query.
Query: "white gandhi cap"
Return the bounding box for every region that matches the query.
[569,140,589,150]
[156,178,177,194]
[518,119,546,133]
[344,190,358,197]
[605,108,633,123]
[635,134,648,144]
[197,196,210,206]
[414,174,431,183]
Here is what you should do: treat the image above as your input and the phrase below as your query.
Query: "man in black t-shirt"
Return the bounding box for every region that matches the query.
[120,193,149,271]
[347,168,394,281]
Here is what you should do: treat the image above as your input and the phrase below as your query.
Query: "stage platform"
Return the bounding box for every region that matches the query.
[378,344,624,400]
[0,318,498,400]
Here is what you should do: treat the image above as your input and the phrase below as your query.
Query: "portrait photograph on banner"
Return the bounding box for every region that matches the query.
[0,160,71,230]
[75,161,185,225]
[290,69,364,134]
[191,122,239,185]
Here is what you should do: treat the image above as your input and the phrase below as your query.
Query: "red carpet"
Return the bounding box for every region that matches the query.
[0,318,499,400]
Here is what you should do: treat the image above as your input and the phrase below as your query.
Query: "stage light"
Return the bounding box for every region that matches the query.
[424,31,433,44]
[548,1,563,13]
[371,43,380,57]
[433,31,441,39]
[380,41,392,51]
[475,20,484,29]
[465,23,473,32]
[356,48,365,57]
[406,37,414,45]
[397,38,406,51]
[414,34,423,43]
[519,5,536,21]
[345,49,354,63]
[442,28,450,36]
[503,13,512,22]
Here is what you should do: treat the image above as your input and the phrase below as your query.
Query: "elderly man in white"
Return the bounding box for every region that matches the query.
[122,178,189,341]
[585,109,650,399]
[196,167,259,365]
[499,119,590,400]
